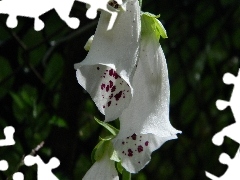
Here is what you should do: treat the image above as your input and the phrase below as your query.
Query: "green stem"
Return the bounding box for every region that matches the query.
[122,168,131,180]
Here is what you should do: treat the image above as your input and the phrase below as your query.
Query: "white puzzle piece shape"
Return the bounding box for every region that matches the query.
[13,172,24,180]
[0,126,15,147]
[206,147,240,180]
[0,160,8,171]
[0,0,80,31]
[24,155,60,180]
[206,69,240,179]
[0,0,123,31]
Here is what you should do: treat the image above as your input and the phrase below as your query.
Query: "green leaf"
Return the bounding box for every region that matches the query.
[10,92,25,109]
[122,168,131,180]
[141,12,167,41]
[94,117,119,136]
[44,54,64,89]
[10,85,38,122]
[49,115,68,128]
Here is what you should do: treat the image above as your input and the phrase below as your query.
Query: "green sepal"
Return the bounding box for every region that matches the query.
[142,12,160,18]
[122,168,131,180]
[99,135,115,141]
[141,11,167,41]
[110,150,121,162]
[91,137,121,163]
[116,162,123,174]
[91,140,105,162]
[106,139,121,162]
[94,117,119,136]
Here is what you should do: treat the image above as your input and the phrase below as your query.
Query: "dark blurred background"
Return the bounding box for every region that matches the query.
[0,0,240,179]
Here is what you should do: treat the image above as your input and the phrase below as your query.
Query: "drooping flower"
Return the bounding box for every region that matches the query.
[111,13,182,173]
[74,0,141,122]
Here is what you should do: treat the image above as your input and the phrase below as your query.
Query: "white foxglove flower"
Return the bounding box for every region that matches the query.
[83,150,119,180]
[74,0,140,122]
[112,15,182,173]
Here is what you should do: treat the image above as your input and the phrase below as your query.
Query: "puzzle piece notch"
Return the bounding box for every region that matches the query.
[212,122,240,146]
[206,69,240,179]
[0,126,15,147]
[213,69,240,146]
[217,69,240,122]
[206,147,240,180]
[78,0,124,30]
[24,155,60,180]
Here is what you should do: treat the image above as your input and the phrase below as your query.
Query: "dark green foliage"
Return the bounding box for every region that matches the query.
[0,0,240,179]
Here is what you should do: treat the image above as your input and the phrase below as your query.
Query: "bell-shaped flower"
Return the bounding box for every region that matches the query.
[111,13,182,173]
[74,0,141,122]
[82,148,119,180]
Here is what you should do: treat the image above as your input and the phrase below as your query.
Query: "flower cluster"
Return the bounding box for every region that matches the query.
[74,0,181,179]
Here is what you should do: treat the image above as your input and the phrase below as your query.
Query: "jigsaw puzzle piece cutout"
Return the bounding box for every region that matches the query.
[0,126,15,147]
[24,155,60,180]
[206,147,240,180]
[0,0,80,31]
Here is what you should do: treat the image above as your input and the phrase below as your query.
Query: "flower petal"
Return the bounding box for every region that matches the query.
[113,133,177,173]
[74,0,140,122]
[116,36,181,138]
[83,151,119,180]
[112,31,181,173]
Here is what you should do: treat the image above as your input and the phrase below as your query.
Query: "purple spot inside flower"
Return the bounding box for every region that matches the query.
[106,85,110,92]
[109,69,113,76]
[128,149,133,157]
[113,71,120,79]
[108,101,111,107]
[131,133,137,140]
[111,86,116,92]
[97,67,100,70]
[109,94,113,99]
[114,91,122,101]
[103,105,105,108]
[101,84,105,90]
[122,141,125,145]
[145,141,149,146]
[138,145,143,153]
[109,80,113,88]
